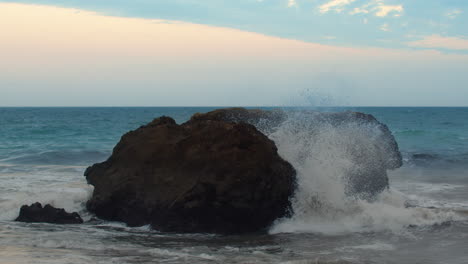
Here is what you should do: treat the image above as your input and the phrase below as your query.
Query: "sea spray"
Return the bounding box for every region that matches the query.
[266,111,455,234]
[0,167,93,221]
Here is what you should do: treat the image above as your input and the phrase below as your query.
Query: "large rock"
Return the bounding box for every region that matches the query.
[85,108,403,233]
[15,202,83,224]
[190,107,286,133]
[191,108,402,197]
[85,115,296,234]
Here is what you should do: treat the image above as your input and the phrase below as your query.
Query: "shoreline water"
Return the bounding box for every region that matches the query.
[1,107,468,263]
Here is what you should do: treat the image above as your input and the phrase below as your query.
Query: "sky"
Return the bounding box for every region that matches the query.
[0,0,467,106]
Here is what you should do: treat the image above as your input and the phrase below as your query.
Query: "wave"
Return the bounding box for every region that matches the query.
[403,152,468,168]
[264,111,462,234]
[0,182,93,221]
[0,150,110,166]
[394,129,427,136]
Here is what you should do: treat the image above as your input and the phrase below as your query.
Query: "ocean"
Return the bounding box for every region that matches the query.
[0,107,467,264]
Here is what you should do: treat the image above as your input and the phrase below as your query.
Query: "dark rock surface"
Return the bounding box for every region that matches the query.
[85,114,296,234]
[191,108,402,198]
[85,107,402,233]
[196,108,401,169]
[189,107,286,133]
[15,202,83,224]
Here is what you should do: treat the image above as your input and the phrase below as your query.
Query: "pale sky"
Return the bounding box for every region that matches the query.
[0,2,467,106]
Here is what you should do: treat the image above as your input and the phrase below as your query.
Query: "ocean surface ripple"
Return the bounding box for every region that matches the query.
[1,107,468,264]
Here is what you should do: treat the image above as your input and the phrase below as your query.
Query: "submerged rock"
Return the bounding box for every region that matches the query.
[15,202,83,224]
[85,114,296,234]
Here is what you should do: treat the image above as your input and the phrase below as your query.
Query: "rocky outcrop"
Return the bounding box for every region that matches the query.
[85,108,403,233]
[85,115,296,234]
[189,108,286,133]
[190,108,402,198]
[192,108,401,169]
[15,203,83,224]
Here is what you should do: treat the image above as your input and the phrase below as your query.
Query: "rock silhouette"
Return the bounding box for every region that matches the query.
[85,113,296,234]
[191,108,402,197]
[85,108,402,233]
[15,202,83,224]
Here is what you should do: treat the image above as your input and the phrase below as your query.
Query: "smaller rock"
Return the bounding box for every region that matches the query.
[15,202,83,224]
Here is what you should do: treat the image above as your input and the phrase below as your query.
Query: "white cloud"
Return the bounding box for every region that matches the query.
[379,23,390,32]
[323,35,337,40]
[446,9,462,19]
[349,0,404,18]
[288,0,297,8]
[408,35,468,50]
[350,7,369,15]
[319,0,356,14]
[375,4,403,17]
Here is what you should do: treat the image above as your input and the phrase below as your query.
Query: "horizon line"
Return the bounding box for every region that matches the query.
[1,106,468,108]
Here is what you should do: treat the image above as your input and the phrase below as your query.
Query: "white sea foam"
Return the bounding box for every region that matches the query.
[342,242,395,251]
[0,172,93,221]
[268,112,458,234]
[147,248,218,261]
[280,258,356,264]
[396,182,465,193]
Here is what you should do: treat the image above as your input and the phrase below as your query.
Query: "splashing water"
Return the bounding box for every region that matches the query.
[265,111,457,234]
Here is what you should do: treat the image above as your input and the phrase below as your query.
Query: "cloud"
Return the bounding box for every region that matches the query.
[379,23,390,32]
[408,35,468,50]
[349,0,403,17]
[2,3,468,107]
[319,0,356,14]
[350,7,369,15]
[446,9,462,19]
[375,4,403,17]
[288,0,298,8]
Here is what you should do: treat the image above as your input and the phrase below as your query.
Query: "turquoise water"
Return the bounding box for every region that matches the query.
[0,107,216,164]
[0,107,468,264]
[1,107,467,166]
[362,107,468,164]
